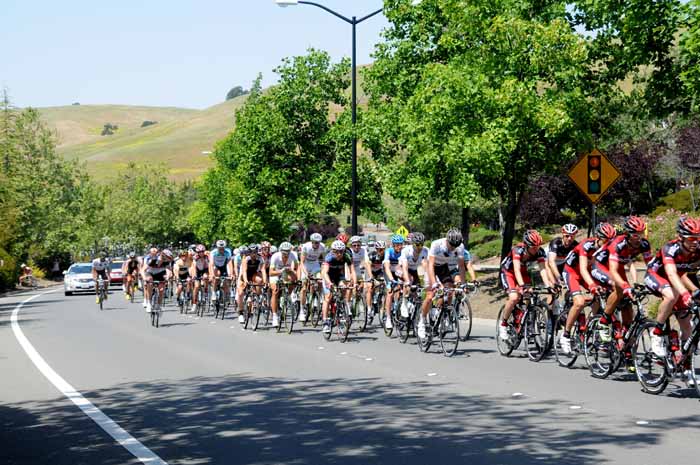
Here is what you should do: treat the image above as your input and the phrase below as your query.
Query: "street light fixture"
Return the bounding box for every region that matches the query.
[275,0,383,236]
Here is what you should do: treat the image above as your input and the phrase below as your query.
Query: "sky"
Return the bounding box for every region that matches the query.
[1,1,390,109]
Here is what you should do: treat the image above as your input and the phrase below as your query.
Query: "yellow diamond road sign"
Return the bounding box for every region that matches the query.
[567,148,621,204]
[395,226,409,238]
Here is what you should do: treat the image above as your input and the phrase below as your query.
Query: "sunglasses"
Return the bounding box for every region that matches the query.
[629,233,643,239]
[683,236,700,243]
[563,234,575,239]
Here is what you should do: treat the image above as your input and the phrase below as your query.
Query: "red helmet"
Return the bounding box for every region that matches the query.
[523,230,543,247]
[594,222,617,241]
[336,233,349,244]
[677,216,700,237]
[623,216,646,234]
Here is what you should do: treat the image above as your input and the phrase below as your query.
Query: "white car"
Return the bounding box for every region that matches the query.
[63,263,95,296]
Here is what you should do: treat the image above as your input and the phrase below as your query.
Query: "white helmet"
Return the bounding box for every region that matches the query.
[562,224,579,235]
[279,242,293,252]
[216,239,227,248]
[350,235,361,244]
[331,240,346,251]
[270,245,277,254]
[310,233,322,242]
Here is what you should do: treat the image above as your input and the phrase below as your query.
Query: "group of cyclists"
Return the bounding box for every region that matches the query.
[88,212,700,393]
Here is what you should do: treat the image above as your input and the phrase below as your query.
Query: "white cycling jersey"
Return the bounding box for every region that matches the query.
[428,238,465,267]
[301,242,326,266]
[350,246,368,270]
[92,258,109,272]
[270,251,299,271]
[399,245,428,271]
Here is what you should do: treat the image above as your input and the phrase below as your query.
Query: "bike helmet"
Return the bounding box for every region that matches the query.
[310,232,322,242]
[99,251,107,258]
[195,244,206,253]
[233,248,240,255]
[178,249,188,257]
[270,245,277,254]
[336,233,349,244]
[279,242,293,252]
[260,241,271,249]
[677,216,700,237]
[350,235,361,244]
[406,233,414,244]
[446,228,463,247]
[412,232,425,244]
[375,240,386,249]
[239,245,250,255]
[248,243,259,253]
[331,240,346,251]
[561,223,579,235]
[162,249,173,259]
[128,251,136,258]
[188,244,196,252]
[594,222,617,241]
[391,234,405,244]
[216,239,227,248]
[523,230,544,247]
[623,216,646,234]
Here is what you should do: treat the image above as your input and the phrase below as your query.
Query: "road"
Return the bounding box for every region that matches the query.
[1,287,699,465]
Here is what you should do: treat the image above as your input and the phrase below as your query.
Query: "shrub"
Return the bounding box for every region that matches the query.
[0,248,17,291]
[651,190,693,217]
[648,208,689,250]
[141,120,158,128]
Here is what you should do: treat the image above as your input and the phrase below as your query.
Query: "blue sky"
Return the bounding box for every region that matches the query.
[1,1,389,109]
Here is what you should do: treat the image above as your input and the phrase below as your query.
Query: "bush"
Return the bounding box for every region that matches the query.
[471,239,501,262]
[651,190,693,217]
[0,248,17,291]
[101,123,119,136]
[141,120,157,128]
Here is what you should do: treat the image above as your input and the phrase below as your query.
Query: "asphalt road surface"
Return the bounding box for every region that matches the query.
[2,287,699,465]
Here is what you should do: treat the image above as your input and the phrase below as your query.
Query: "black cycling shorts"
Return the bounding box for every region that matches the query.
[434,264,457,284]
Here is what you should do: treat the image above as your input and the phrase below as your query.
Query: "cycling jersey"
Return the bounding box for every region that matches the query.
[125,258,140,274]
[301,242,326,263]
[646,240,700,278]
[368,250,384,278]
[383,247,403,273]
[400,245,428,271]
[548,237,579,272]
[210,248,232,268]
[350,246,368,270]
[270,251,298,272]
[244,256,263,281]
[595,235,652,268]
[92,258,109,272]
[428,238,465,267]
[500,243,546,273]
[563,238,599,272]
[324,251,352,284]
[144,254,167,275]
[175,258,191,279]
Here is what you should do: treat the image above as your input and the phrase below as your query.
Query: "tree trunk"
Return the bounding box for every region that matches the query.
[500,184,520,260]
[461,207,471,249]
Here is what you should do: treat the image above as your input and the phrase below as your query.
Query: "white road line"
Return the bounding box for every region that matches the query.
[10,291,169,465]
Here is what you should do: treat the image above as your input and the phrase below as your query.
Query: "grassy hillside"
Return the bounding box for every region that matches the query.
[38,97,248,181]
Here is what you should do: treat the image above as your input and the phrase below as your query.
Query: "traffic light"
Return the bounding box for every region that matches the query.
[588,154,601,194]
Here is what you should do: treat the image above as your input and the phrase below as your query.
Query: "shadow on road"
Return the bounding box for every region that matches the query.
[2,373,689,465]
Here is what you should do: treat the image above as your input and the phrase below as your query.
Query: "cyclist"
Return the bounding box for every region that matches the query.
[547,224,580,285]
[644,216,700,357]
[260,241,272,280]
[418,228,466,339]
[191,244,210,307]
[399,231,427,286]
[269,242,299,328]
[92,251,110,303]
[498,230,553,341]
[299,233,326,322]
[321,240,356,334]
[349,235,373,313]
[593,216,653,342]
[367,240,386,320]
[383,234,406,330]
[143,248,168,312]
[121,252,140,300]
[209,240,234,304]
[173,250,193,305]
[558,222,617,354]
[237,244,267,323]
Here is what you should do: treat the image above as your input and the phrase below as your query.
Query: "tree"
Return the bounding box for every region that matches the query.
[680,0,700,112]
[192,50,378,244]
[364,0,592,258]
[225,86,249,101]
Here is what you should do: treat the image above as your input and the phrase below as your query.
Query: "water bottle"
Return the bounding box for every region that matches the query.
[578,313,587,332]
[670,330,680,352]
[514,308,524,325]
[429,306,438,322]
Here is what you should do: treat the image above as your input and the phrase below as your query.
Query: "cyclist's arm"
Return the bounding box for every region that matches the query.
[240,259,249,284]
[400,257,409,284]
[608,259,629,289]
[457,257,466,283]
[579,255,596,288]
[322,262,331,288]
[513,258,526,287]
[427,255,437,287]
[681,273,699,293]
[664,262,687,296]
[538,262,553,288]
[227,260,234,280]
[466,260,476,282]
[627,262,638,284]
[547,252,561,281]
[348,262,357,287]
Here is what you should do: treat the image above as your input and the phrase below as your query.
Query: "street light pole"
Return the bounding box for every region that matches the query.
[275,0,383,235]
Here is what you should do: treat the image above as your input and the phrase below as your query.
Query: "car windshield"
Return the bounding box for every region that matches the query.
[111,262,123,270]
[68,265,92,274]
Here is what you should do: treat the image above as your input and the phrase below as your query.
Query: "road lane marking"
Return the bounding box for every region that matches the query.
[512,392,524,398]
[569,405,582,410]
[427,373,437,377]
[11,291,169,465]
[636,420,650,426]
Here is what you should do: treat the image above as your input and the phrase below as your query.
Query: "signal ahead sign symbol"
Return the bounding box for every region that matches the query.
[567,148,621,204]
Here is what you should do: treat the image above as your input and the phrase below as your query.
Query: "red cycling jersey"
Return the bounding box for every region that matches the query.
[594,234,652,270]
[646,239,700,279]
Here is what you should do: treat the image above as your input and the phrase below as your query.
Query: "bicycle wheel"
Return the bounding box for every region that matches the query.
[584,315,617,379]
[353,296,368,333]
[155,307,160,328]
[337,302,351,343]
[310,292,322,328]
[554,312,579,368]
[382,300,396,337]
[253,296,263,331]
[323,307,334,341]
[243,294,254,329]
[99,291,103,310]
[496,306,516,357]
[689,343,700,398]
[276,295,286,334]
[458,297,473,341]
[438,305,460,357]
[525,304,550,362]
[633,320,669,394]
[396,298,414,344]
[287,300,298,334]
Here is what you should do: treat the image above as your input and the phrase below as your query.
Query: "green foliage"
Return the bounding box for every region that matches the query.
[101,123,118,135]
[648,208,687,251]
[651,191,694,217]
[192,50,380,244]
[680,0,700,112]
[226,86,249,101]
[412,200,461,240]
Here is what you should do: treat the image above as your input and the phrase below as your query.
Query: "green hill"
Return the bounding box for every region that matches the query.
[38,98,248,181]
